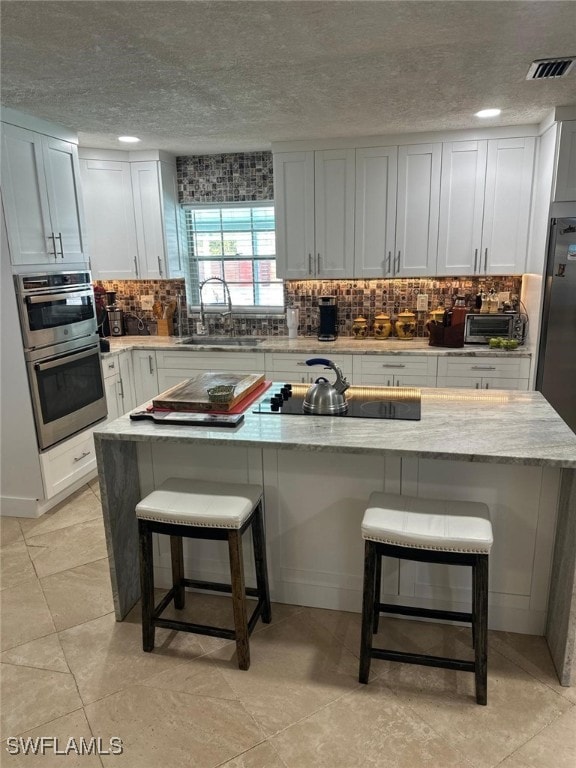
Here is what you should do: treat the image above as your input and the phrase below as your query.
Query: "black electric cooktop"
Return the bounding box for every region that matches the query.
[253,384,421,421]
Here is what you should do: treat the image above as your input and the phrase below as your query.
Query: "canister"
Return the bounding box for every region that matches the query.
[352,316,368,338]
[395,310,417,339]
[373,313,392,339]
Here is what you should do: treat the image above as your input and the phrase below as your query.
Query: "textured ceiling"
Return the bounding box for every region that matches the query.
[1,0,576,154]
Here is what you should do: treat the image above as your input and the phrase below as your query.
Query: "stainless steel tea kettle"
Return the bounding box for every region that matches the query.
[302,358,350,415]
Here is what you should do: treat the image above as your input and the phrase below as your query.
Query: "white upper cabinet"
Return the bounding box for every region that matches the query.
[554,120,576,202]
[78,151,183,280]
[274,149,354,279]
[274,129,536,280]
[79,159,139,279]
[354,146,398,277]
[314,149,355,278]
[481,137,535,274]
[437,140,487,275]
[437,137,535,275]
[1,124,87,267]
[159,160,185,279]
[395,143,442,277]
[131,161,166,279]
[273,151,319,279]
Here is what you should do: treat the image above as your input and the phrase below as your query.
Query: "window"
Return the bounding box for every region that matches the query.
[182,203,282,309]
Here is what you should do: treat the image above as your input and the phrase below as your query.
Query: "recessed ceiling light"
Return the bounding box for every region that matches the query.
[118,136,141,143]
[475,109,501,118]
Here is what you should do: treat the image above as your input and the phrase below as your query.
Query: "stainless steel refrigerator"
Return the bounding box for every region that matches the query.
[536,215,576,433]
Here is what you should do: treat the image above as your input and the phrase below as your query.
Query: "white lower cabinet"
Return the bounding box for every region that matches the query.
[353,354,438,388]
[132,351,160,405]
[118,351,136,414]
[155,350,266,392]
[264,353,353,384]
[40,430,97,499]
[436,356,531,390]
[398,458,558,633]
[103,351,136,419]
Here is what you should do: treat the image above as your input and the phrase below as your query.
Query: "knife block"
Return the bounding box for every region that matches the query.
[157,318,174,336]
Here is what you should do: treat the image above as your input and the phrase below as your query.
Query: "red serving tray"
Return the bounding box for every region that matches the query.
[145,380,272,416]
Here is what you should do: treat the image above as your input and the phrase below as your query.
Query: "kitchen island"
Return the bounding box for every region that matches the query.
[94,387,576,685]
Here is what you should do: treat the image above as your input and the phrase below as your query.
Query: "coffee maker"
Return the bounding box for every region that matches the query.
[106,291,124,337]
[318,296,338,341]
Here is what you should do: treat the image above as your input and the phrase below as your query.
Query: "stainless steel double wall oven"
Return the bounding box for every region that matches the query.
[15,271,107,450]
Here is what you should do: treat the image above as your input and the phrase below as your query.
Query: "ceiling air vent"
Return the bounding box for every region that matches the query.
[526,57,576,80]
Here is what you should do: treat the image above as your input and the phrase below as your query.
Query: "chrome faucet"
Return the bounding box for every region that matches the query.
[199,276,234,335]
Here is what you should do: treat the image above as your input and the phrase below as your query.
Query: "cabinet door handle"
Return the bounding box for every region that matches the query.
[308,253,313,275]
[381,364,406,368]
[475,382,480,389]
[48,233,57,259]
[386,251,391,275]
[56,232,64,259]
[471,365,496,370]
[484,248,488,272]
[157,256,163,277]
[395,250,401,274]
[73,450,91,463]
[133,255,139,277]
[316,253,320,275]
[386,378,391,386]
[108,362,115,370]
[148,355,154,374]
[396,379,400,387]
[474,248,478,273]
[485,382,490,389]
[118,378,124,399]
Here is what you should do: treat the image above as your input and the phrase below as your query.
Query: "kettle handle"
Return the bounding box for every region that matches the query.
[305,358,332,367]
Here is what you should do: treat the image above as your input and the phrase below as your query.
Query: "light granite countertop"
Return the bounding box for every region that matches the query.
[94,387,576,469]
[103,335,532,358]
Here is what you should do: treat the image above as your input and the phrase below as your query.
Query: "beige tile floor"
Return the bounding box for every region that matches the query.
[1,479,575,767]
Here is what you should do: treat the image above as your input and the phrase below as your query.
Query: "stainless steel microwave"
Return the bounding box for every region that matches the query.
[464,313,526,345]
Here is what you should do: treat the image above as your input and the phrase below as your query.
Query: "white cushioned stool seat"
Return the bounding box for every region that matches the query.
[362,492,493,554]
[136,478,263,529]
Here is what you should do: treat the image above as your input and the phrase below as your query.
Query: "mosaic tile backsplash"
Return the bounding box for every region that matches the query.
[286,276,523,337]
[177,152,273,203]
[97,276,522,339]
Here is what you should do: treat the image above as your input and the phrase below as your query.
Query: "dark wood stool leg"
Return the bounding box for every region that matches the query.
[359,540,377,684]
[373,551,382,634]
[471,562,476,649]
[251,501,272,624]
[473,555,489,705]
[138,520,155,652]
[228,530,250,671]
[170,535,185,610]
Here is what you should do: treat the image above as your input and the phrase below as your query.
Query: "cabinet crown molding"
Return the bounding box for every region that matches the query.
[272,125,540,153]
[1,106,78,144]
[78,147,176,164]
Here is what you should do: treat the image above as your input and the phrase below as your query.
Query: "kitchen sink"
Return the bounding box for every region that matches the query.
[179,337,263,347]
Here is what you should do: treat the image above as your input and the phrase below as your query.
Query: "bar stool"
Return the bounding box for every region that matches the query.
[359,492,493,705]
[136,477,271,670]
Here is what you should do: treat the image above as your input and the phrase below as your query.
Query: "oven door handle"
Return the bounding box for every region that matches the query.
[25,290,92,305]
[33,345,99,372]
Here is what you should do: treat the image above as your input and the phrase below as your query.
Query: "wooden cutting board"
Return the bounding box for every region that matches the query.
[152,372,265,412]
